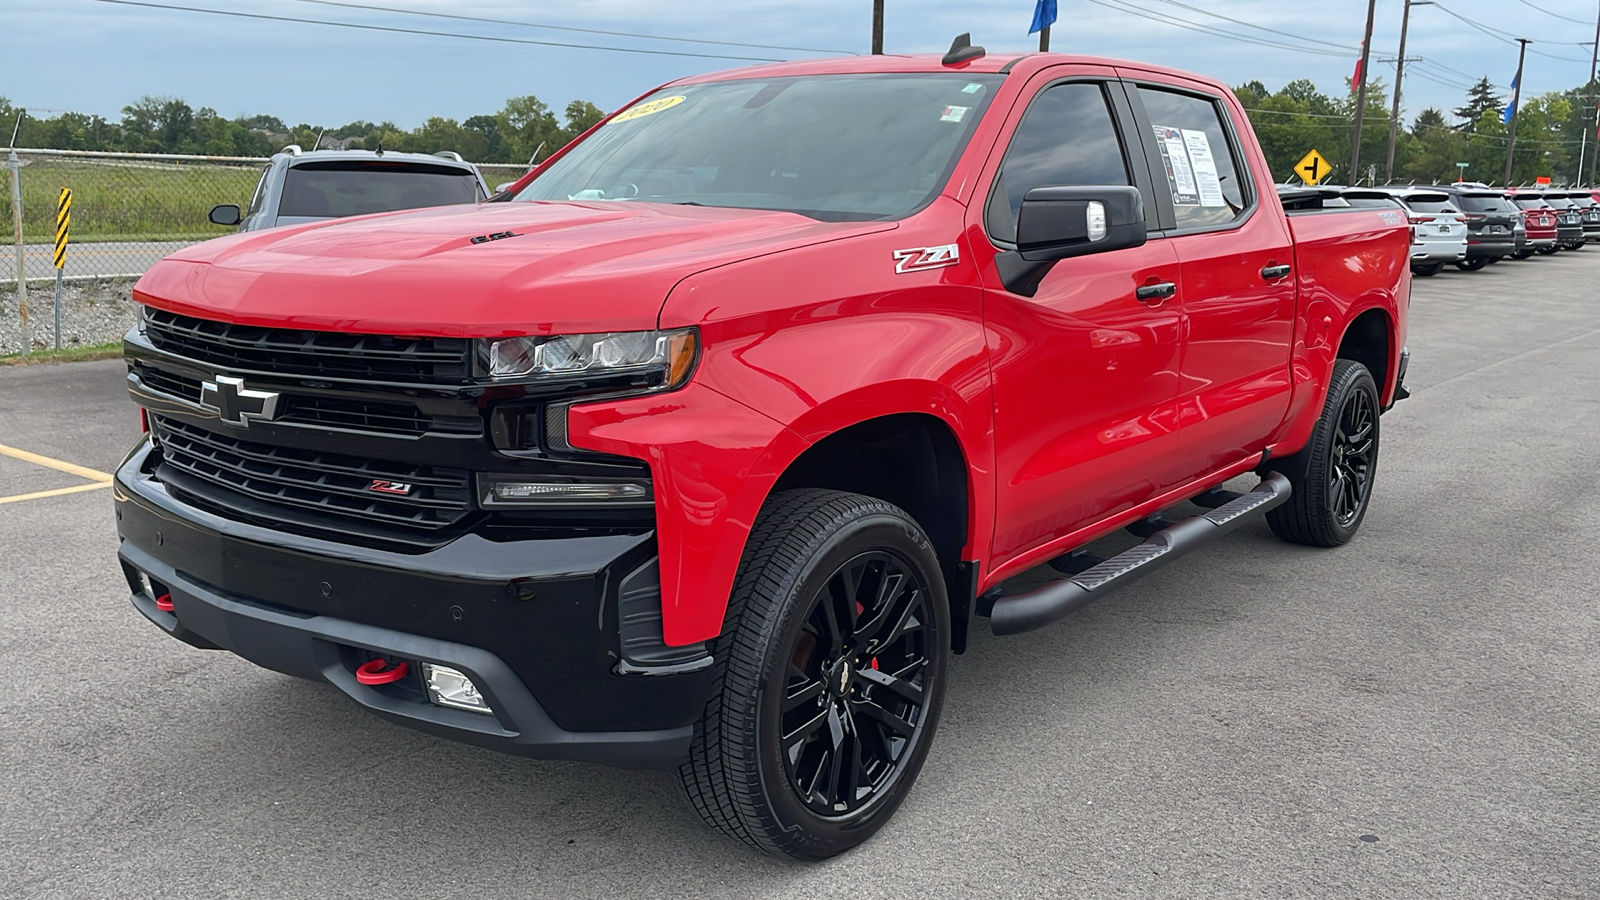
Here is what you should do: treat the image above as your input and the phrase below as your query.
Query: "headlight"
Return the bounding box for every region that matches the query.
[483,329,698,385]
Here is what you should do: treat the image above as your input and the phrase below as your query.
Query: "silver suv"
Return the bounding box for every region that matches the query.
[209,147,491,232]
[1374,188,1467,277]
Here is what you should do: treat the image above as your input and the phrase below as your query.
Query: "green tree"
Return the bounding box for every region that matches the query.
[1454,78,1503,134]
[496,95,561,165]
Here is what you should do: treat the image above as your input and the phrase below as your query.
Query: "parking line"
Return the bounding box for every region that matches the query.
[0,443,114,483]
[0,482,112,505]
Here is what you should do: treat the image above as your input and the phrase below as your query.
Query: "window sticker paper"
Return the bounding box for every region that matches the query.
[1181,128,1227,208]
[940,105,970,123]
[1153,125,1200,206]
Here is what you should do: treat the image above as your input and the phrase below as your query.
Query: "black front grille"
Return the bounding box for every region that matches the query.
[133,363,478,438]
[144,308,472,383]
[152,416,472,533]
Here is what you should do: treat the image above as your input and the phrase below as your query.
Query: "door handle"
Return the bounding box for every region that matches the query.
[1135,282,1177,304]
[1261,264,1292,281]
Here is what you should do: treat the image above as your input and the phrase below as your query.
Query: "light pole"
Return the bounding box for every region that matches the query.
[1385,0,1434,184]
[1350,0,1379,184]
[1582,2,1599,186]
[1503,39,1530,186]
[871,0,884,54]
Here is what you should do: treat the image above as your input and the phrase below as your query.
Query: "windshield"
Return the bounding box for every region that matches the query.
[513,74,1004,221]
[1403,198,1455,213]
[280,161,481,218]
[1456,194,1511,212]
[1343,196,1397,208]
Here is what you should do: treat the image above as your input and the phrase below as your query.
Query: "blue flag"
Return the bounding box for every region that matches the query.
[1510,71,1519,90]
[1030,0,1058,34]
[1502,102,1515,124]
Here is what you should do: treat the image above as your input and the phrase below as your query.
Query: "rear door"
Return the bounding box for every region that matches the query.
[1122,78,1296,476]
[969,69,1188,565]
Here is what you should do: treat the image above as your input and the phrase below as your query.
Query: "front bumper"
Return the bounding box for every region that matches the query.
[114,441,713,768]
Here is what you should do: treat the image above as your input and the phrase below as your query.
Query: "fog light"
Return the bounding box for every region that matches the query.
[422,664,494,715]
[487,480,650,505]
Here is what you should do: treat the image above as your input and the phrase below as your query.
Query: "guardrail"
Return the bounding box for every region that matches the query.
[3,148,531,353]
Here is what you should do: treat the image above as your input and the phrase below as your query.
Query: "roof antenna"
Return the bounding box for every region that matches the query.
[375,141,384,157]
[942,33,985,66]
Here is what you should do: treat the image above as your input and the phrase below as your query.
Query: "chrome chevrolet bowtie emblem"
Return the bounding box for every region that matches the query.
[199,375,280,427]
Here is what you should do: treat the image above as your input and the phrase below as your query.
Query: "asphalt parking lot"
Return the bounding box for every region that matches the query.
[2,254,1597,899]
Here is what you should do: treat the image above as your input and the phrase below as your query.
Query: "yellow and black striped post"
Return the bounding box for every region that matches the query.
[52,188,70,350]
[53,188,70,270]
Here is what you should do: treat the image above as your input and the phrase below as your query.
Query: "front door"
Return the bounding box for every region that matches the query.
[973,75,1188,566]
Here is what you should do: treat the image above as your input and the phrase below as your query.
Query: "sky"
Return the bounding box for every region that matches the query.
[2,0,1597,133]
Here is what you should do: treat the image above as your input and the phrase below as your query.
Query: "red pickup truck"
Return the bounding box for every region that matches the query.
[115,39,1410,860]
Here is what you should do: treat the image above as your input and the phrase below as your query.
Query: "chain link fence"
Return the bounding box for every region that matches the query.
[3,149,534,354]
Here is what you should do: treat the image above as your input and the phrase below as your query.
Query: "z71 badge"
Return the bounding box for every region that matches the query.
[892,244,960,274]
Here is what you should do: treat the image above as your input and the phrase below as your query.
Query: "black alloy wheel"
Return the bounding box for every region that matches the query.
[1411,263,1444,277]
[776,550,934,818]
[1537,246,1560,255]
[679,489,950,860]
[1267,359,1381,547]
[1328,381,1376,528]
[1455,258,1488,271]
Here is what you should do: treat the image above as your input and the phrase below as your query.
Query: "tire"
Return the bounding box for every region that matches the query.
[678,489,951,860]
[1486,256,1501,265]
[1266,359,1380,548]
[1510,250,1533,260]
[1411,263,1444,277]
[1454,258,1487,271]
[1537,246,1559,255]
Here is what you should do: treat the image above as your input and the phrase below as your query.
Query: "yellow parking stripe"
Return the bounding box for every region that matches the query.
[0,443,114,483]
[0,482,112,505]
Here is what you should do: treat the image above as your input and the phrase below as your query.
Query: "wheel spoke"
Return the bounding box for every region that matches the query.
[826,703,846,748]
[854,664,924,704]
[783,708,829,748]
[852,571,907,645]
[783,680,826,712]
[854,698,916,738]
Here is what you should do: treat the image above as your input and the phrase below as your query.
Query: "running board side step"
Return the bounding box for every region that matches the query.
[989,473,1292,636]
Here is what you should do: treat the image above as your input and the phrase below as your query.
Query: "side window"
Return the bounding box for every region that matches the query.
[1135,87,1247,230]
[245,167,271,218]
[986,82,1130,244]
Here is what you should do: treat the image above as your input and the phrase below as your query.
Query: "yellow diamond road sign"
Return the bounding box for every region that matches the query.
[1295,149,1333,186]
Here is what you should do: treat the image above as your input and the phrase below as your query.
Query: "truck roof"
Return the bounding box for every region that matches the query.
[665,51,1231,95]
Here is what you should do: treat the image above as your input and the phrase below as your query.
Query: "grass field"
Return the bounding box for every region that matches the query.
[12,157,263,243]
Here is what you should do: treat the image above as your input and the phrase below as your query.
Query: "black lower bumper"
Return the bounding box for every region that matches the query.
[114,441,712,768]
[1465,238,1515,259]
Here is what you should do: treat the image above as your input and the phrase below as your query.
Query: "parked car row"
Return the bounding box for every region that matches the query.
[1280,182,1600,277]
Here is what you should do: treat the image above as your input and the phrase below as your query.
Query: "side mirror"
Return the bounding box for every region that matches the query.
[997,185,1146,296]
[209,204,242,227]
[494,182,515,194]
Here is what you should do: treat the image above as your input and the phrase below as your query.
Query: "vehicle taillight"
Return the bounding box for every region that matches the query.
[140,408,149,434]
[1464,213,1487,221]
[1407,215,1428,225]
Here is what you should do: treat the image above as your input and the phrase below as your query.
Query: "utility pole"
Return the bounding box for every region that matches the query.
[1350,0,1378,184]
[1583,2,1599,186]
[1385,0,1433,184]
[871,0,884,55]
[1039,24,1050,52]
[1504,38,1530,186]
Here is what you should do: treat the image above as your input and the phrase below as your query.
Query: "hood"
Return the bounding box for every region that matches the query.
[135,201,894,337]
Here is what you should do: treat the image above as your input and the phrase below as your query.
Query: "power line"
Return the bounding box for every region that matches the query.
[1085,0,1353,58]
[1514,0,1593,26]
[1136,0,1356,51]
[85,0,788,62]
[288,0,853,55]
[1415,56,1482,81]
[1430,2,1595,62]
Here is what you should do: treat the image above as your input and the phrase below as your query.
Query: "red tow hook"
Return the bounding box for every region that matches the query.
[154,593,174,612]
[355,658,410,685]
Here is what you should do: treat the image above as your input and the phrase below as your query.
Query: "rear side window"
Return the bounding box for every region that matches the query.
[245,167,271,218]
[1136,87,1247,230]
[986,82,1129,244]
[280,161,480,218]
